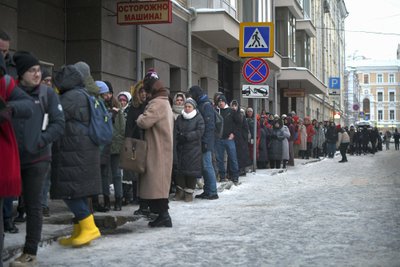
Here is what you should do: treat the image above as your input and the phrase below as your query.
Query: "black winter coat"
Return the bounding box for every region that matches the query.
[234,114,252,169]
[175,111,205,177]
[12,84,65,166]
[51,66,101,199]
[197,95,216,152]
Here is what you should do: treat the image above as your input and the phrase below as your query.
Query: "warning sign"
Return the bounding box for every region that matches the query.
[117,1,172,25]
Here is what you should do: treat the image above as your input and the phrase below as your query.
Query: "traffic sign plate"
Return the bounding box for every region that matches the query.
[242,85,269,99]
[240,22,274,57]
[242,58,270,84]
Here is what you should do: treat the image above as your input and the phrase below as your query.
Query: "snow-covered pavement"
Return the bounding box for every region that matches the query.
[4,149,400,266]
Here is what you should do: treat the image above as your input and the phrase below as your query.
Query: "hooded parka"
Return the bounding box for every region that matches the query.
[50,65,102,199]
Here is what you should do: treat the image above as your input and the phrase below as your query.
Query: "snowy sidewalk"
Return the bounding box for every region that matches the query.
[4,151,400,266]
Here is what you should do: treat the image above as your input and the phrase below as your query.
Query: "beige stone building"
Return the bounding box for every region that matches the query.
[345,60,400,132]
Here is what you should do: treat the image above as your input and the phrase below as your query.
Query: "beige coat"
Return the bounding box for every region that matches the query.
[136,95,174,199]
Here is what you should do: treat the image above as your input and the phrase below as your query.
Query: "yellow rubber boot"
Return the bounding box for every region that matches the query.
[59,223,80,246]
[71,214,101,247]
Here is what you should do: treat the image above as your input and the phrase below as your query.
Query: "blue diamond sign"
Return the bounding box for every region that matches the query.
[240,22,274,58]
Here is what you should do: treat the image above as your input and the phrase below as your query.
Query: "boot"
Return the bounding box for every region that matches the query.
[71,214,101,247]
[173,186,184,201]
[59,223,84,246]
[148,211,172,228]
[4,218,19,233]
[9,253,36,267]
[184,188,194,202]
[114,197,122,211]
[95,195,110,212]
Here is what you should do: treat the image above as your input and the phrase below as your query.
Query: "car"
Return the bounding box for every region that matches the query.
[242,87,251,96]
[255,87,268,96]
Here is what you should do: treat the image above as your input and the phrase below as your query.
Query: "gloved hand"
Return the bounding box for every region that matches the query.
[177,133,187,144]
[201,143,208,153]
[0,106,12,124]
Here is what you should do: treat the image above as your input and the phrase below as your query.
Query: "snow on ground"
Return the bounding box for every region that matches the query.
[5,149,400,267]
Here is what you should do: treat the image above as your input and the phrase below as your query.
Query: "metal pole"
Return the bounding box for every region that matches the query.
[252,98,258,173]
[136,25,141,82]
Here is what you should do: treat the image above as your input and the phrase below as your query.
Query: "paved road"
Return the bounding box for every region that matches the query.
[4,149,400,266]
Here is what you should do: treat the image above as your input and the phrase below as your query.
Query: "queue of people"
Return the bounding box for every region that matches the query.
[2,28,400,266]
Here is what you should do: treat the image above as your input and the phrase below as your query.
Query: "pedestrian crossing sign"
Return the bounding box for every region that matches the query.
[240,22,274,58]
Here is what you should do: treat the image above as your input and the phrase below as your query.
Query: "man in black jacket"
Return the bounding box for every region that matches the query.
[215,94,241,185]
[10,51,65,267]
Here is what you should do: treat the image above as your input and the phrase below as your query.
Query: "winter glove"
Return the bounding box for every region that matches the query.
[177,133,187,144]
[201,143,208,153]
[0,106,13,124]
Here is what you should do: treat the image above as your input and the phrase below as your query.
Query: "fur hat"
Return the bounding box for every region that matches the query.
[95,81,109,94]
[185,97,197,108]
[13,51,40,77]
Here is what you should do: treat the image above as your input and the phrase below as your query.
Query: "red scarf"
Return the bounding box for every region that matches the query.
[0,75,21,197]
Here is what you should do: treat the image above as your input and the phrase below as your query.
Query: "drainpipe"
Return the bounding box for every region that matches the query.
[136,25,141,82]
[188,7,197,88]
[171,1,196,89]
[274,71,280,115]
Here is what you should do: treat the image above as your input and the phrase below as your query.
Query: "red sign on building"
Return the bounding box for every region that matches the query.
[117,1,172,25]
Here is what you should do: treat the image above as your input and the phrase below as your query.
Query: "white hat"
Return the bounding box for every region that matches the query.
[117,91,132,102]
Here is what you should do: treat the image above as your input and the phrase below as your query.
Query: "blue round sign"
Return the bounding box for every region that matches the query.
[242,58,270,84]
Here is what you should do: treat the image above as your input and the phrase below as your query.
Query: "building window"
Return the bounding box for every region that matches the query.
[390,110,395,120]
[378,110,383,121]
[377,92,383,102]
[377,74,383,83]
[390,92,395,102]
[363,74,369,84]
[389,73,395,83]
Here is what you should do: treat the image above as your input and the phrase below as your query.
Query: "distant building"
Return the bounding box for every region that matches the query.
[345,59,400,131]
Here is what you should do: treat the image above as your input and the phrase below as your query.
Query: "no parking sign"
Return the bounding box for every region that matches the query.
[242,58,270,84]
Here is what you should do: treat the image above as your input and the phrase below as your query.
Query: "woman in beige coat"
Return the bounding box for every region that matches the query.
[136,69,174,228]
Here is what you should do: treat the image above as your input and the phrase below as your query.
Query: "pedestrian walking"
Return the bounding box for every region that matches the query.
[337,125,350,163]
[51,65,102,248]
[393,128,400,150]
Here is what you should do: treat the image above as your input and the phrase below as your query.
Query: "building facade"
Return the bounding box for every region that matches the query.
[0,0,348,121]
[345,60,400,132]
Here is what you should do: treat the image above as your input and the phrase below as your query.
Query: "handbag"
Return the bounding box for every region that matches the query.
[119,136,147,173]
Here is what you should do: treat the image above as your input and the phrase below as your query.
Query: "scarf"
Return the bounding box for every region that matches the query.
[182,109,197,120]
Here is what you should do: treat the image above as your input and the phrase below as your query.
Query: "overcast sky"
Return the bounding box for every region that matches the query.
[345,0,400,60]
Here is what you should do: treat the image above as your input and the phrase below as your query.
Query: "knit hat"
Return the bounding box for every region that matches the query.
[143,68,159,93]
[41,69,51,81]
[95,81,109,94]
[217,94,227,103]
[117,91,132,102]
[185,97,197,108]
[13,51,40,77]
[188,85,203,102]
[74,61,91,79]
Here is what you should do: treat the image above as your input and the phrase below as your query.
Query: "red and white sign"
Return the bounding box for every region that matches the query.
[117,1,172,25]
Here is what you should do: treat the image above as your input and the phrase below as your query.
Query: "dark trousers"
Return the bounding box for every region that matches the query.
[147,199,169,214]
[339,143,349,161]
[175,174,196,191]
[64,198,91,221]
[21,161,49,255]
[2,197,14,221]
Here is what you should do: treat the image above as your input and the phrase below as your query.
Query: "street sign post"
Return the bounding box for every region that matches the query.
[239,22,274,58]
